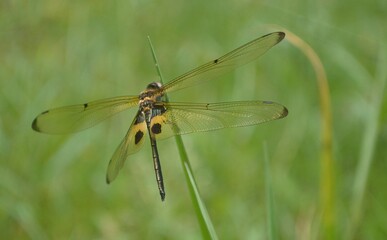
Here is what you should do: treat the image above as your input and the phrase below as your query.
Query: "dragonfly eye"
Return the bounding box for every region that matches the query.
[146,82,162,90]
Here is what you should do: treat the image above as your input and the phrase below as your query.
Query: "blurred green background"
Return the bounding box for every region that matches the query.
[1,0,386,239]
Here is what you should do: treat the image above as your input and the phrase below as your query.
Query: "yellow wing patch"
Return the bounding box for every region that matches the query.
[106,117,147,183]
[149,114,176,140]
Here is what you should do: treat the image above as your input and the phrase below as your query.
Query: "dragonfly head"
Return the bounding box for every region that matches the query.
[139,82,164,103]
[146,82,163,90]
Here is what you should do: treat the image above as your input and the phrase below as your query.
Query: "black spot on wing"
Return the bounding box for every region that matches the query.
[31,118,39,131]
[83,103,88,109]
[213,59,219,63]
[277,32,286,42]
[135,130,144,145]
[32,109,51,131]
[151,123,162,134]
[281,107,289,118]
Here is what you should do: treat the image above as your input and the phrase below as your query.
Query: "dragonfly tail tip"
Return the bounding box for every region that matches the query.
[160,193,166,201]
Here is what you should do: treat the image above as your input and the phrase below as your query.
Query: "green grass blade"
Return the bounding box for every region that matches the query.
[175,137,219,239]
[147,36,218,240]
[346,43,387,240]
[284,30,335,239]
[263,142,277,240]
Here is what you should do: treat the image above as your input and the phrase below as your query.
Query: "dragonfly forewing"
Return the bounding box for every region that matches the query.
[32,96,139,134]
[161,32,285,94]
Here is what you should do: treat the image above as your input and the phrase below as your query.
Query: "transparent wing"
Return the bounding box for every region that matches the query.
[32,96,139,134]
[161,32,285,94]
[106,114,147,183]
[150,101,288,140]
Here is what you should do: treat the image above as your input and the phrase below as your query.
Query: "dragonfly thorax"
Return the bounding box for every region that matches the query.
[139,82,164,104]
[138,82,165,113]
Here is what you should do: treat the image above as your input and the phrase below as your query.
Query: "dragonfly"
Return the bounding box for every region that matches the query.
[32,32,288,201]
